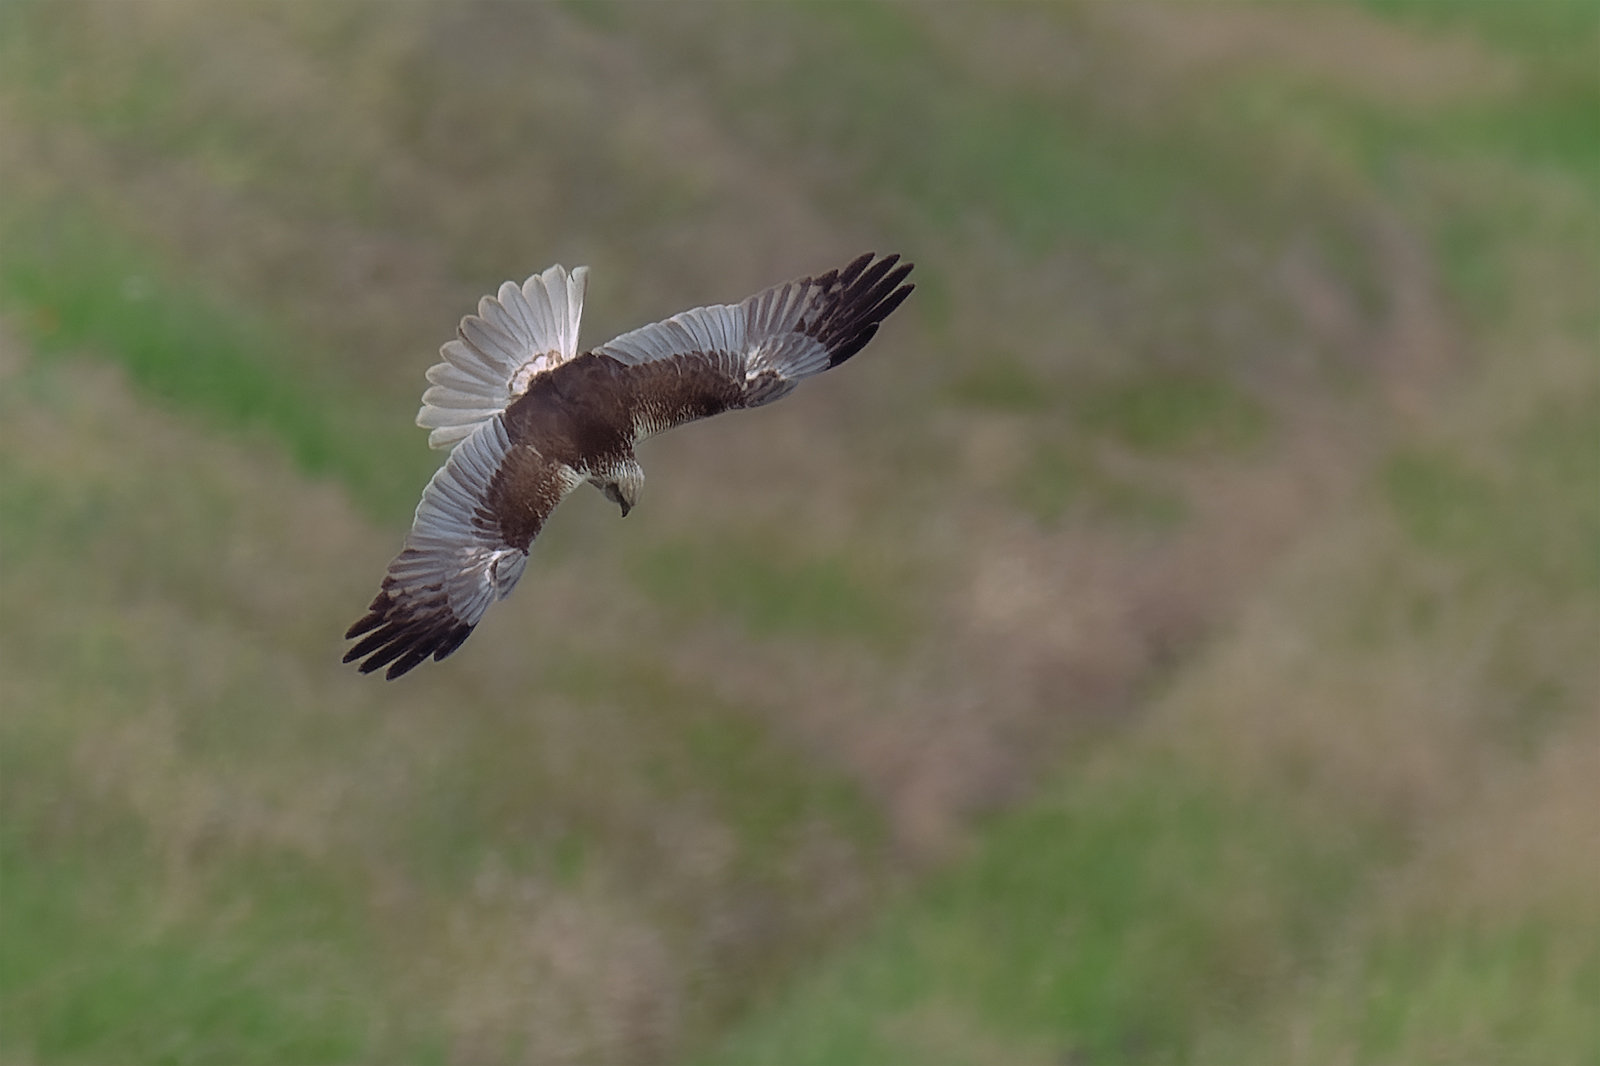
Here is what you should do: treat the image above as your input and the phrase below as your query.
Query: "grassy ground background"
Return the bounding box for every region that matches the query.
[1,2,1594,1063]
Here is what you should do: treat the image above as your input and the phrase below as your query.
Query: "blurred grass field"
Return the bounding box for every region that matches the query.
[1,2,1595,1063]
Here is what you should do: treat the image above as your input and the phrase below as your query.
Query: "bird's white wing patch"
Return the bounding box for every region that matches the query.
[416,264,589,450]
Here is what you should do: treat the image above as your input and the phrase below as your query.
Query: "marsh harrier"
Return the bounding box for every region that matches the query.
[344,253,914,678]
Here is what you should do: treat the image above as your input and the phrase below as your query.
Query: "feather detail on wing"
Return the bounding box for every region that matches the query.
[416,264,589,450]
[595,252,913,437]
[343,417,578,679]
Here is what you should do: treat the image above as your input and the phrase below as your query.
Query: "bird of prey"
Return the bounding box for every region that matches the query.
[344,252,914,678]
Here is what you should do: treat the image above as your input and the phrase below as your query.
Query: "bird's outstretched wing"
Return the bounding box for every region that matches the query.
[416,264,588,450]
[595,252,913,437]
[343,417,578,679]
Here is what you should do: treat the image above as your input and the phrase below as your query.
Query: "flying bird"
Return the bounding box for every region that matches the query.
[344,252,914,678]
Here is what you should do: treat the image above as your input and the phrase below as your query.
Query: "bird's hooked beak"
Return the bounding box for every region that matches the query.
[603,482,633,517]
[602,458,644,519]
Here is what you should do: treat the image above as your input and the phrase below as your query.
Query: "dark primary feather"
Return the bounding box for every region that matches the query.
[344,584,474,680]
[805,252,915,368]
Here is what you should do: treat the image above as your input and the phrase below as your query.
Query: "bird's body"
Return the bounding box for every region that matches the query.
[345,252,914,678]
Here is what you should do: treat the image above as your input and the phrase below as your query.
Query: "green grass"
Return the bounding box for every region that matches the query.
[946,355,1054,414]
[2,1,1596,1062]
[1386,387,1600,591]
[1383,449,1504,555]
[718,351,1598,1059]
[599,0,1349,392]
[706,4,1600,1062]
[699,3,1206,254]
[0,831,421,1066]
[0,443,424,1062]
[395,655,882,891]
[0,204,431,523]
[1010,441,1186,530]
[1074,374,1271,456]
[711,760,1372,1066]
[1290,919,1600,1065]
[943,359,1264,526]
[631,538,909,649]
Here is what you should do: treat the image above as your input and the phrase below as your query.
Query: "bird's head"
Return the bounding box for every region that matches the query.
[601,459,644,517]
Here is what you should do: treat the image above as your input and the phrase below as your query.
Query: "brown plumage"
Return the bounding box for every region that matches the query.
[345,253,914,678]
